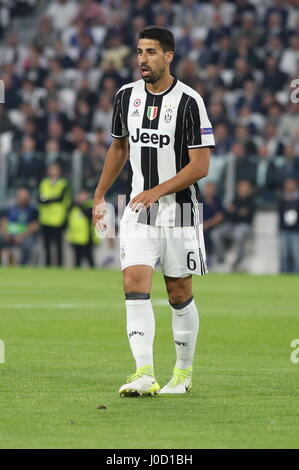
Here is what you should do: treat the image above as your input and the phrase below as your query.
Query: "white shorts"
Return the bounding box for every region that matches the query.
[119,207,207,278]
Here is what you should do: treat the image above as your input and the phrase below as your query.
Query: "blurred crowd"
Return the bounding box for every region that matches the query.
[0,0,299,272]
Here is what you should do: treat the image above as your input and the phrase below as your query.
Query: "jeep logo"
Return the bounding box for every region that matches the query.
[131,128,170,148]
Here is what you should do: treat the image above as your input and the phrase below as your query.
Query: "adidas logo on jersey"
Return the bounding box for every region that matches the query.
[131,109,140,117]
[131,128,170,148]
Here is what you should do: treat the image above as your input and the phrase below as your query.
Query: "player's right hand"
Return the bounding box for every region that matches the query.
[93,198,107,232]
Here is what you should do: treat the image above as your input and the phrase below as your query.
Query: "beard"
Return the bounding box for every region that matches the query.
[142,75,158,83]
[141,65,165,84]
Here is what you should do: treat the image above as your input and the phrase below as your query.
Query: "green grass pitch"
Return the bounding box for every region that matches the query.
[0,267,298,449]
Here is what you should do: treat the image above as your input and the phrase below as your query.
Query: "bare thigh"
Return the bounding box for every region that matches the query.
[123,265,154,294]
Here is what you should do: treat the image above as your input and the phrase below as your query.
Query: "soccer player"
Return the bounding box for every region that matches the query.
[93,27,215,396]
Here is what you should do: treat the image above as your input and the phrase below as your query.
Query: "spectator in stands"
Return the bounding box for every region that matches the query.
[100,35,131,71]
[263,11,288,44]
[76,77,98,109]
[98,61,123,92]
[1,71,21,110]
[188,37,211,69]
[34,15,57,51]
[15,136,44,191]
[202,64,225,95]
[50,39,75,69]
[15,118,44,154]
[47,120,71,153]
[47,58,68,88]
[73,99,92,131]
[266,102,283,127]
[262,55,288,93]
[230,57,254,90]
[205,13,230,47]
[277,143,299,183]
[264,0,289,28]
[71,140,97,194]
[280,34,299,76]
[45,0,79,33]
[235,79,262,114]
[73,0,107,27]
[40,77,59,105]
[67,125,86,152]
[11,0,35,18]
[0,32,28,69]
[124,15,146,50]
[77,31,98,66]
[255,143,280,204]
[209,35,235,69]
[207,101,227,127]
[91,95,113,133]
[211,180,256,270]
[172,0,202,28]
[154,0,174,28]
[261,122,284,157]
[0,103,14,135]
[233,12,262,47]
[42,98,70,134]
[0,1,10,40]
[213,123,233,157]
[264,35,284,61]
[130,0,154,26]
[19,79,41,111]
[234,36,261,68]
[91,142,107,175]
[202,0,236,28]
[175,27,192,63]
[234,125,257,155]
[278,178,299,273]
[38,163,71,266]
[44,139,70,177]
[22,46,47,88]
[0,188,39,265]
[202,181,225,264]
[237,105,259,134]
[220,141,257,207]
[94,127,110,148]
[175,58,201,89]
[66,189,98,267]
[98,75,119,102]
[278,103,299,141]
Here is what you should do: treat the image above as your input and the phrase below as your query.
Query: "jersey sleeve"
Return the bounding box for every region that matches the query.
[111,90,129,139]
[185,95,215,149]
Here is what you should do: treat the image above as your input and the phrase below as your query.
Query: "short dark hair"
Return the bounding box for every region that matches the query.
[138,27,175,52]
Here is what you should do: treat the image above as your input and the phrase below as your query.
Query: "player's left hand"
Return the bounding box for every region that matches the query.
[129,187,162,212]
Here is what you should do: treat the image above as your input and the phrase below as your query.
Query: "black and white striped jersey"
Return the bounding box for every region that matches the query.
[111,77,215,226]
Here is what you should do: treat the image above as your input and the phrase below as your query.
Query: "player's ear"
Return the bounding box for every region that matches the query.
[165,51,174,65]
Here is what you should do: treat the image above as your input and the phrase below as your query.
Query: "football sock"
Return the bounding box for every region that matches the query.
[125,293,155,372]
[170,296,199,370]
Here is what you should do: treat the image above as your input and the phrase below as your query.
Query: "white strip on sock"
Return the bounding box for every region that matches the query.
[171,299,199,370]
[125,298,155,371]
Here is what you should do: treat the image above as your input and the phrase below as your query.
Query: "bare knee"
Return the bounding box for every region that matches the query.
[123,266,152,293]
[168,289,187,305]
[165,276,192,305]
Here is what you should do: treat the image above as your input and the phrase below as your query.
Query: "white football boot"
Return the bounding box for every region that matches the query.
[119,365,160,397]
[159,367,192,394]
